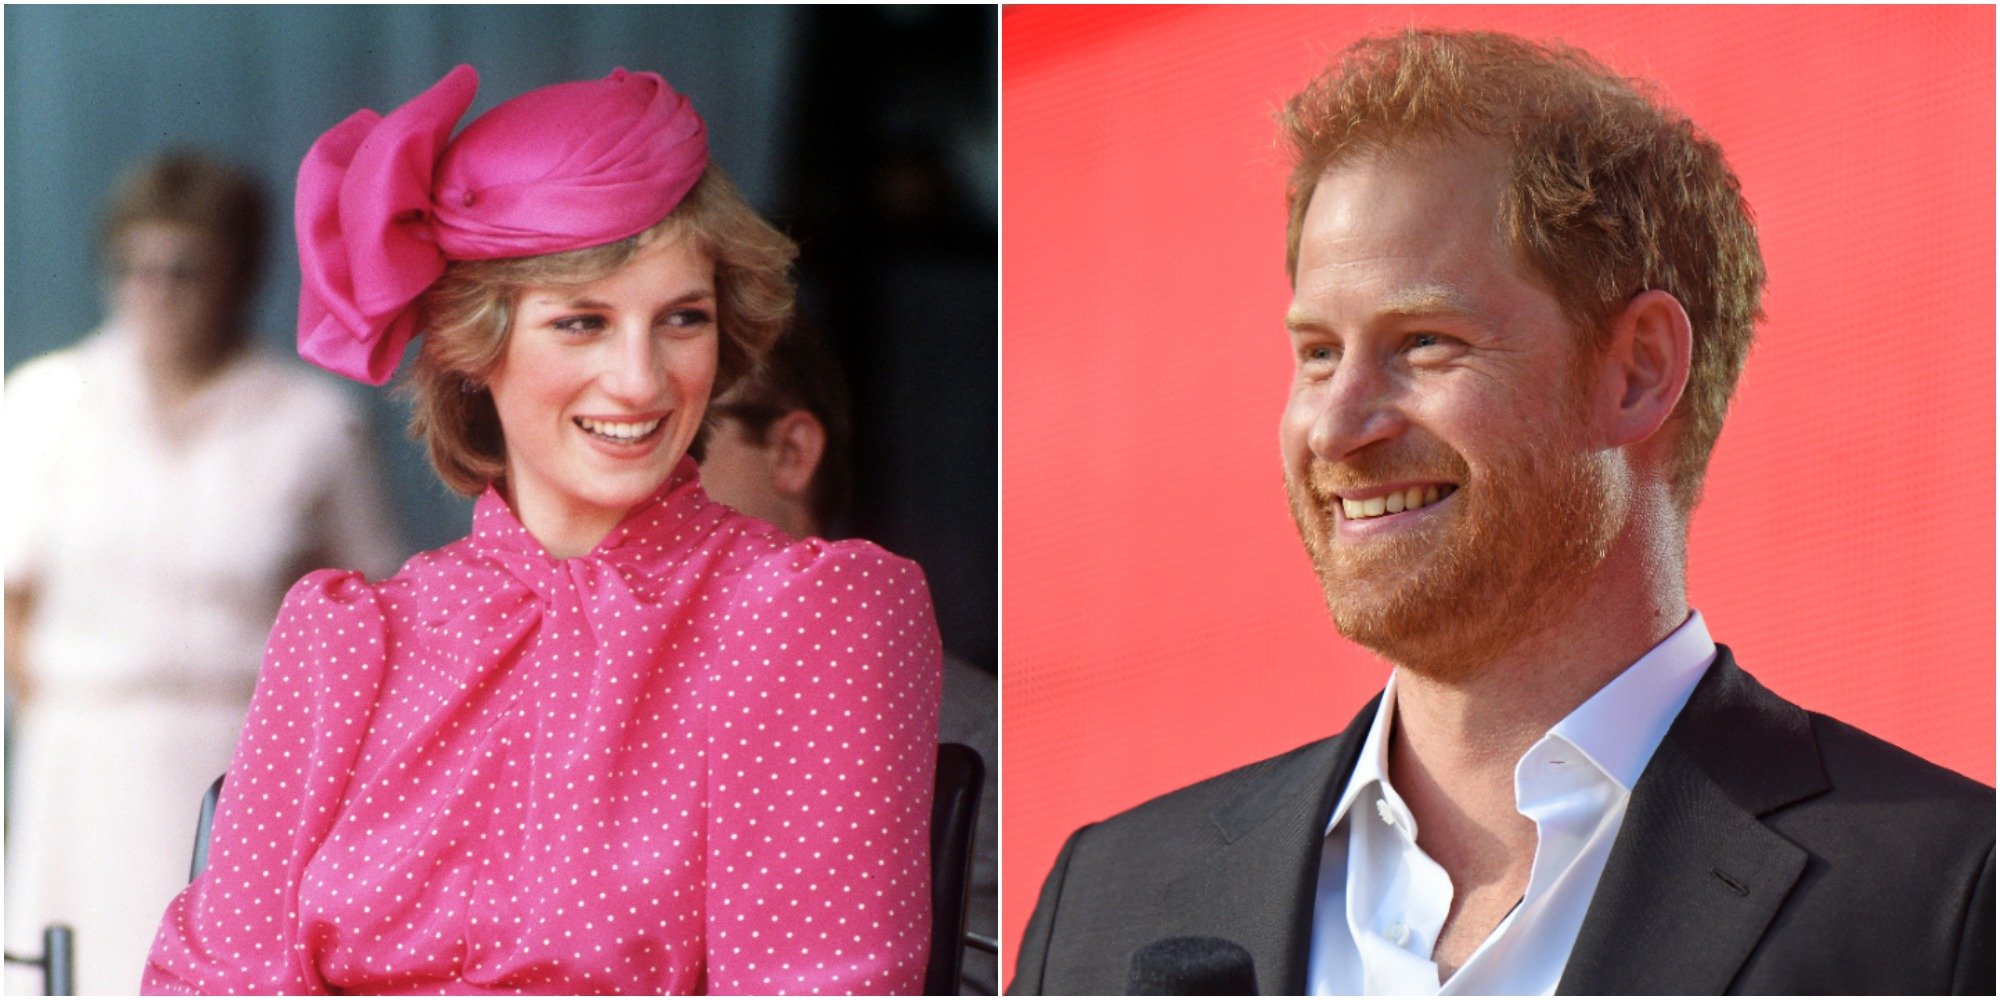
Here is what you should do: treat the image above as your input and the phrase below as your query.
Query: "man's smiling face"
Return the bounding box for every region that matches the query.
[1280,142,1624,677]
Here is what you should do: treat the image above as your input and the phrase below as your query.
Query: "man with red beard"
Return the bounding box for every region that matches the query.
[1010,30,1992,996]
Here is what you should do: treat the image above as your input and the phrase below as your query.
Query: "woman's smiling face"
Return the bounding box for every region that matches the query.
[486,232,718,557]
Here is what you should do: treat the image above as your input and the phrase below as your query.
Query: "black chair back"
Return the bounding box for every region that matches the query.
[927,742,985,995]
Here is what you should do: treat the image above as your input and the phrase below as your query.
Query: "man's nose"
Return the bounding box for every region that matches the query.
[1308,357,1405,462]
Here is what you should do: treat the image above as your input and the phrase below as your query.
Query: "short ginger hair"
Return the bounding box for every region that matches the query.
[408,167,798,496]
[1280,29,1766,512]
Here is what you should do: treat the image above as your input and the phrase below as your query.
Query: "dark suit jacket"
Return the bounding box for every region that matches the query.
[1009,648,1995,995]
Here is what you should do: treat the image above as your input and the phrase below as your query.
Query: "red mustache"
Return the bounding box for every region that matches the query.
[1303,445,1471,501]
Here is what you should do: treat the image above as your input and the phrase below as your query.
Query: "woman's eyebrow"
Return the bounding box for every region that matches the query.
[547,288,716,310]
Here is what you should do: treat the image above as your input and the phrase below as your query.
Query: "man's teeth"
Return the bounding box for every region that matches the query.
[1341,485,1452,520]
[576,417,662,442]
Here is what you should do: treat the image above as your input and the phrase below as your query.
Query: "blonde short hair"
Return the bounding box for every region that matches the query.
[1280,29,1766,512]
[408,167,798,496]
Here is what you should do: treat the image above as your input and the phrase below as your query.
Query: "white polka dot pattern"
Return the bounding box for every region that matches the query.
[141,459,942,995]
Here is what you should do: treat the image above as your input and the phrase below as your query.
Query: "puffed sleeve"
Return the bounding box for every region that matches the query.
[704,542,943,996]
[143,569,389,995]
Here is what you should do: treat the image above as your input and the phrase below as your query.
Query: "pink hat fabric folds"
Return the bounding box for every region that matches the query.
[296,66,709,385]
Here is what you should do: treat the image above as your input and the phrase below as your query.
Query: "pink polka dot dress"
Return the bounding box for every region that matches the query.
[142,458,942,995]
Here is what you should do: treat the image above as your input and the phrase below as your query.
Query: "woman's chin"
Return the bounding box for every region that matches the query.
[581,463,679,514]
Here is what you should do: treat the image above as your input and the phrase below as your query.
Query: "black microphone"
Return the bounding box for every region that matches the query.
[1124,936,1259,995]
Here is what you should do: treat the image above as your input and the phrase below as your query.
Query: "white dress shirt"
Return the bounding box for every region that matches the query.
[1307,613,1718,995]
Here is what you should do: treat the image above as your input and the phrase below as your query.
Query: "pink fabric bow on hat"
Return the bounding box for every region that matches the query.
[296,65,709,385]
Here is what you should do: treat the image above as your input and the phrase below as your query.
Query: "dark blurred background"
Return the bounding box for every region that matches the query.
[3,4,996,668]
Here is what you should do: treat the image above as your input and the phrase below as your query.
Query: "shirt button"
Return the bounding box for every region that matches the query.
[1386,922,1411,947]
[1375,798,1396,826]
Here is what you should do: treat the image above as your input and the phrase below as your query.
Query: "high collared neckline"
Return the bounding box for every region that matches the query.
[1325,611,1718,836]
[470,455,704,564]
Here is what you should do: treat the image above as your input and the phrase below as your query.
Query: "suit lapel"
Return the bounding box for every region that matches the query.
[1559,649,1829,994]
[1159,695,1379,995]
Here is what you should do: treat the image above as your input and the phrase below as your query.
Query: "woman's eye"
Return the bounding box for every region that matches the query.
[662,307,716,331]
[551,315,606,335]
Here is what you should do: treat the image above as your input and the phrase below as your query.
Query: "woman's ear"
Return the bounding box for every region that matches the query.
[768,410,828,498]
[1598,289,1693,448]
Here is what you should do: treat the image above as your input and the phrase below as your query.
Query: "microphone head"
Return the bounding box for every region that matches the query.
[1125,935,1259,995]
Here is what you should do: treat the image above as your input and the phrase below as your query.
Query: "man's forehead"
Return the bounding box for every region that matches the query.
[1310,144,1508,235]
[1287,144,1542,327]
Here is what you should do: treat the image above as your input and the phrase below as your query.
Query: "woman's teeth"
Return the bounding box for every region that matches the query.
[1341,484,1455,520]
[576,416,663,443]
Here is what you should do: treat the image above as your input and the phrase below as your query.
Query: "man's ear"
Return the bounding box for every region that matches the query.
[1599,289,1693,447]
[767,409,828,499]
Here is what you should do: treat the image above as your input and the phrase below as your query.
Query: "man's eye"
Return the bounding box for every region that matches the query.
[1410,332,1443,350]
[1301,344,1337,364]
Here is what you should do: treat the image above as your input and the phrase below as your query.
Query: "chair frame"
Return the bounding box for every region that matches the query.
[927,742,986,995]
[3,924,76,996]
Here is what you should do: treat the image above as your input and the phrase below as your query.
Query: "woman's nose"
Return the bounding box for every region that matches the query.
[602,325,669,403]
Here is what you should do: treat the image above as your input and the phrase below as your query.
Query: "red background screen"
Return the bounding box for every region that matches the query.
[1001,5,1995,981]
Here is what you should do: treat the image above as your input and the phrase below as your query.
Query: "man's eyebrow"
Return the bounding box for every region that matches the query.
[1286,283,1483,332]
[1376,284,1481,319]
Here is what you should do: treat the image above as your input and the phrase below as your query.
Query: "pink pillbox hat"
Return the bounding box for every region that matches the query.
[295,65,708,385]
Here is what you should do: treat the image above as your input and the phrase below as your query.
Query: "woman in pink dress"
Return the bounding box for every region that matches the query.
[143,65,942,996]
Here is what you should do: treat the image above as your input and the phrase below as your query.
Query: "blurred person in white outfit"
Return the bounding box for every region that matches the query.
[4,152,403,995]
